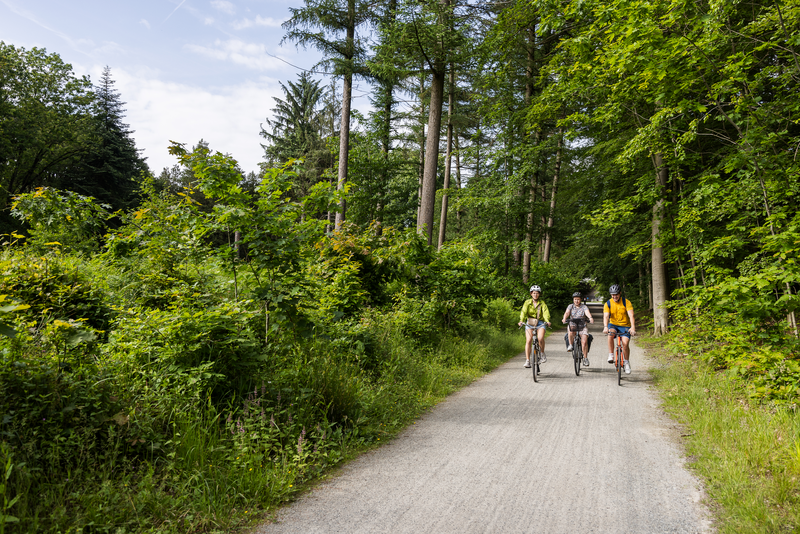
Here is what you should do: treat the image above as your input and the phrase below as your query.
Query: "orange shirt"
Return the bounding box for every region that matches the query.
[604,298,633,327]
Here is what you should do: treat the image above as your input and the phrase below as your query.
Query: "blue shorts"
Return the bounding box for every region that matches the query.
[608,324,631,338]
[525,320,547,331]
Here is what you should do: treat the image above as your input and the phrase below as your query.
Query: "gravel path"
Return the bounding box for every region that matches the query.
[255,309,713,533]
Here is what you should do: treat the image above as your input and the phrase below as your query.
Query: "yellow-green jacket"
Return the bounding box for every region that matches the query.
[519,299,550,324]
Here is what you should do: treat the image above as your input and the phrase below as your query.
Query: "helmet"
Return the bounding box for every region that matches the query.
[529,285,542,293]
[609,284,621,295]
[572,292,582,298]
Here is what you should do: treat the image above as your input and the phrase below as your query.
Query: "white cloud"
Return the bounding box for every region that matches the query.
[204,16,215,25]
[95,41,125,56]
[139,19,151,29]
[185,39,282,71]
[210,0,236,15]
[232,15,283,30]
[110,67,282,174]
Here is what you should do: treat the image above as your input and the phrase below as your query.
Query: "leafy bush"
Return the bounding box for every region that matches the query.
[0,250,112,334]
[666,308,800,403]
[0,352,127,480]
[483,298,518,332]
[11,188,111,255]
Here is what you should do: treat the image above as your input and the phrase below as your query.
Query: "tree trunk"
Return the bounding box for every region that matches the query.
[334,20,355,231]
[454,131,463,234]
[418,61,446,244]
[522,26,537,282]
[416,66,426,223]
[437,66,455,250]
[652,153,670,335]
[234,230,242,259]
[542,127,563,263]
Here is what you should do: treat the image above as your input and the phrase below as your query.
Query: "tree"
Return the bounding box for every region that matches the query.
[0,42,95,211]
[282,0,371,230]
[260,72,332,199]
[57,66,148,210]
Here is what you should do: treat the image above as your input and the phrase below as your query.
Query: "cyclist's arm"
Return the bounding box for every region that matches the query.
[584,307,594,323]
[603,311,610,332]
[627,308,636,335]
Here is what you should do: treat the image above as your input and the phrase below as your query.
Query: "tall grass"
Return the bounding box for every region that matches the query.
[0,316,520,533]
[648,344,800,533]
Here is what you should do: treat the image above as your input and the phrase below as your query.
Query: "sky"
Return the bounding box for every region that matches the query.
[0,0,351,174]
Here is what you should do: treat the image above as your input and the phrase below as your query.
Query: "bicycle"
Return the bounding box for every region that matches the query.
[609,327,626,386]
[519,323,542,382]
[568,319,585,377]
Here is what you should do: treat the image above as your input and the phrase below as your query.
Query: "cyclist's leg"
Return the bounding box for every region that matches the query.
[607,325,617,362]
[524,326,534,362]
[567,329,575,349]
[537,322,546,353]
[581,332,589,355]
[621,333,631,360]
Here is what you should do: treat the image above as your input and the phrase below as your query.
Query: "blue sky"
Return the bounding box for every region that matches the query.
[0,0,344,174]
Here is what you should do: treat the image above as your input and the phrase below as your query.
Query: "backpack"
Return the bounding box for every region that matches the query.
[605,298,628,310]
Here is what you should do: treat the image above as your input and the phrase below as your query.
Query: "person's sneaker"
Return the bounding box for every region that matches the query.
[624,360,631,374]
[538,353,547,364]
[566,344,573,351]
[608,353,615,364]
[583,357,589,367]
[524,360,532,368]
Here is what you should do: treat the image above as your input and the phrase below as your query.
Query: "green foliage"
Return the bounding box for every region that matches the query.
[652,349,800,532]
[0,294,29,339]
[261,72,334,199]
[483,298,518,332]
[0,43,95,211]
[0,138,529,531]
[11,188,112,255]
[0,250,111,333]
[0,44,146,228]
[666,308,800,403]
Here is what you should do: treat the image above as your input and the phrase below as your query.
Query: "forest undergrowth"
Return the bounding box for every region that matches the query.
[646,326,800,533]
[0,153,578,533]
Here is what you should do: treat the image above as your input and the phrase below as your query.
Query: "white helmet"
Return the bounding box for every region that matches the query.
[529,285,542,293]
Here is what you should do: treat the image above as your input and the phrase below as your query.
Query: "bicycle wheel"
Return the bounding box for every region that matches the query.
[573,343,581,376]
[532,345,539,382]
[617,344,623,386]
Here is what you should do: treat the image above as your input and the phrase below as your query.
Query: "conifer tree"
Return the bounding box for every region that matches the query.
[282,0,371,230]
[261,72,332,198]
[58,66,148,210]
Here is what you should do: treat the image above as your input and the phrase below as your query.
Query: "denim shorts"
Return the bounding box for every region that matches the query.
[608,324,631,338]
[525,320,547,331]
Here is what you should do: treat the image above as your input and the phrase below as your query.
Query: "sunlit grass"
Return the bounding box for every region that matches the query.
[0,319,521,533]
[647,341,800,533]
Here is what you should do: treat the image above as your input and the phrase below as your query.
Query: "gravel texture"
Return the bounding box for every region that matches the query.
[255,309,713,534]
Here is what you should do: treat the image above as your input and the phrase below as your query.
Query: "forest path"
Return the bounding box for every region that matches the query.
[255,306,713,533]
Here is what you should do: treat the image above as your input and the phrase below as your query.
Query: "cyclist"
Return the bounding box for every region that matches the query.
[562,292,594,366]
[602,285,636,374]
[517,285,552,368]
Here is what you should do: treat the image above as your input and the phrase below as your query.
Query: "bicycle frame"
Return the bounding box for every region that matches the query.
[572,336,582,376]
[520,324,541,382]
[612,330,625,385]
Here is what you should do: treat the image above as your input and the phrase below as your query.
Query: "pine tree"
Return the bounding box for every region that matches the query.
[260,72,332,198]
[282,0,372,230]
[57,66,148,210]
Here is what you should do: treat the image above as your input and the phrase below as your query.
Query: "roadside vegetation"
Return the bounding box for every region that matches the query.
[2,0,799,531]
[0,147,577,533]
[646,332,800,533]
